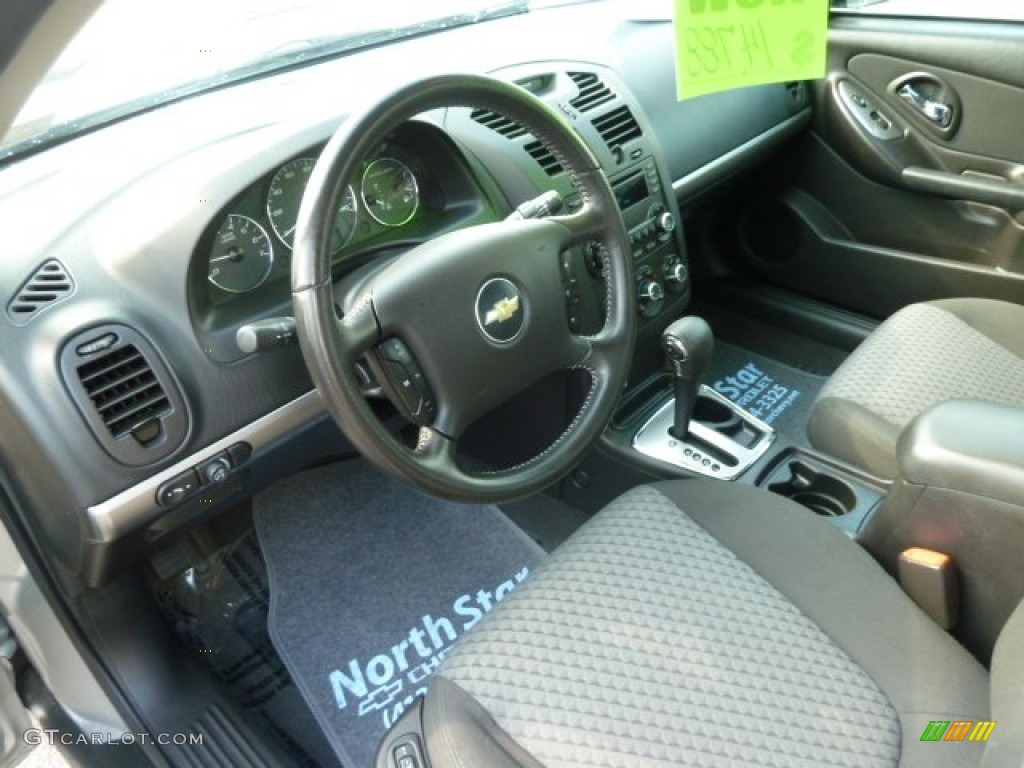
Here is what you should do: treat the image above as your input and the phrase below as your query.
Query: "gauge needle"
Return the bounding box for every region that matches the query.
[211,251,243,263]
[284,225,297,238]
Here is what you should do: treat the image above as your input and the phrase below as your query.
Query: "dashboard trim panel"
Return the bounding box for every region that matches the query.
[86,390,325,543]
[672,111,811,201]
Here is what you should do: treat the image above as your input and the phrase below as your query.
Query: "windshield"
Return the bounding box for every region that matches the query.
[1,0,552,159]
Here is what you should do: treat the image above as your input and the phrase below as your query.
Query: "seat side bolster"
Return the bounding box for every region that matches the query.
[653,481,990,730]
[423,676,545,768]
[983,600,1024,767]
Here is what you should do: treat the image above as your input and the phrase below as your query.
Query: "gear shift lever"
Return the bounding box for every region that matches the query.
[661,316,714,439]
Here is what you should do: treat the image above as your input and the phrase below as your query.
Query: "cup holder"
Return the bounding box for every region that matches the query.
[693,395,742,436]
[767,460,857,517]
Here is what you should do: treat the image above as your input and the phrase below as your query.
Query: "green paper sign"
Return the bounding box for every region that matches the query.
[675,0,829,100]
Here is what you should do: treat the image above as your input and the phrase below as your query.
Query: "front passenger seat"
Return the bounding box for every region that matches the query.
[808,298,1024,478]
[407,480,1022,768]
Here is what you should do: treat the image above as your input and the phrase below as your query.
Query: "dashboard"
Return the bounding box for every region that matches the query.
[0,1,810,584]
[194,122,500,359]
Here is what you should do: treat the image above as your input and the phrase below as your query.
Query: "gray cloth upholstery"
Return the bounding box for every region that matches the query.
[985,600,1024,768]
[809,299,1024,478]
[425,480,991,768]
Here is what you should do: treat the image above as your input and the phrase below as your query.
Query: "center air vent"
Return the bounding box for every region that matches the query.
[470,108,528,139]
[568,72,615,112]
[61,324,190,466]
[524,140,564,177]
[592,105,642,151]
[7,260,74,326]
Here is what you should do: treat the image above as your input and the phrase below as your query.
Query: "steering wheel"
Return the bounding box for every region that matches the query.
[292,74,635,502]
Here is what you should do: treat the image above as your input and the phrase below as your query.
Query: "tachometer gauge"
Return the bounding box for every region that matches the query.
[360,157,419,227]
[207,214,274,294]
[267,156,358,251]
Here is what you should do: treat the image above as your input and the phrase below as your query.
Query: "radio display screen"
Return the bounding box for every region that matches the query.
[613,173,648,210]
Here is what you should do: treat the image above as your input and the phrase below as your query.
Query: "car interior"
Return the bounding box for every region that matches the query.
[1,1,1024,766]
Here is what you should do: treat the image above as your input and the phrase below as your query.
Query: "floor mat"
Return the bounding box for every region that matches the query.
[254,460,546,768]
[706,340,828,445]
[694,299,850,376]
[152,529,335,768]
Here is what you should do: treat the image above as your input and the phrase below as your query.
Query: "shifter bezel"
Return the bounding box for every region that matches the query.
[632,386,776,480]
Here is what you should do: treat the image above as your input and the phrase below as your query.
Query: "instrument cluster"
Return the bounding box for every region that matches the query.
[204,140,429,296]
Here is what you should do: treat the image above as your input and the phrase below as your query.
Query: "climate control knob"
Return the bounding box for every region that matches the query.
[636,272,665,318]
[657,211,676,234]
[663,258,689,292]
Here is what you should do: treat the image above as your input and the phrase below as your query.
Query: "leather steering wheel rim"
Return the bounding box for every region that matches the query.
[292,73,635,502]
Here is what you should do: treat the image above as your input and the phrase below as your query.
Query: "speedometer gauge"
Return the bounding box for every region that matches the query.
[267,156,358,251]
[207,214,274,293]
[360,157,419,227]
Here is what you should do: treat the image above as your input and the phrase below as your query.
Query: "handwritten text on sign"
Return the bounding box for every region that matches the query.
[674,0,828,100]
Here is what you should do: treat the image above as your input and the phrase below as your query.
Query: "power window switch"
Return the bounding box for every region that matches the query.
[393,739,422,768]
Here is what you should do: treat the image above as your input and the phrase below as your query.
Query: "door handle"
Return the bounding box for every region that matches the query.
[897,82,953,128]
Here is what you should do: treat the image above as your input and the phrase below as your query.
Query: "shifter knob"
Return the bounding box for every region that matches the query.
[661,316,714,439]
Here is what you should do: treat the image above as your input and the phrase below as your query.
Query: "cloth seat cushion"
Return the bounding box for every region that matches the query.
[422,480,989,768]
[808,298,1024,478]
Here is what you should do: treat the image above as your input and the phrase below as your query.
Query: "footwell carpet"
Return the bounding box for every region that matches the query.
[254,460,545,767]
[706,340,828,445]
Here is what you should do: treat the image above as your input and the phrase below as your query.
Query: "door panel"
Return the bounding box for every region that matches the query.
[727,16,1024,318]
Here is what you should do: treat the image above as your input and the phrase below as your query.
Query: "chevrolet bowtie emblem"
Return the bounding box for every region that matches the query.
[484,296,520,326]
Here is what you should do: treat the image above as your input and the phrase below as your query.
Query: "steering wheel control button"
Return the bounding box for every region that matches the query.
[476,278,524,344]
[156,470,201,508]
[376,338,437,425]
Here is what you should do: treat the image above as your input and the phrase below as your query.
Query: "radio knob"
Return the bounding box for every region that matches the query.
[657,211,676,233]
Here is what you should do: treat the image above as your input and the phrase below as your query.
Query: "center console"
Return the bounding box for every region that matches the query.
[454,63,691,371]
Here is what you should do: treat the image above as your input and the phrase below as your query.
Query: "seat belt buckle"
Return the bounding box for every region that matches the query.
[898,548,958,630]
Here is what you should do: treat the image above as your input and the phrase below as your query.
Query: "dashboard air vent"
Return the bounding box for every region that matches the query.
[592,105,642,151]
[61,324,190,466]
[7,259,74,325]
[470,108,528,139]
[524,140,564,176]
[78,345,171,440]
[568,72,615,112]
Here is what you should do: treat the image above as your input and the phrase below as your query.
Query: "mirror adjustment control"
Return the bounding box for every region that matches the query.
[376,338,437,425]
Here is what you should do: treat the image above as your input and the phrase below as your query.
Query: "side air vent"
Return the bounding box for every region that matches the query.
[78,345,171,440]
[470,108,528,139]
[7,259,74,325]
[568,72,615,112]
[592,105,642,151]
[61,324,190,466]
[524,140,564,176]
